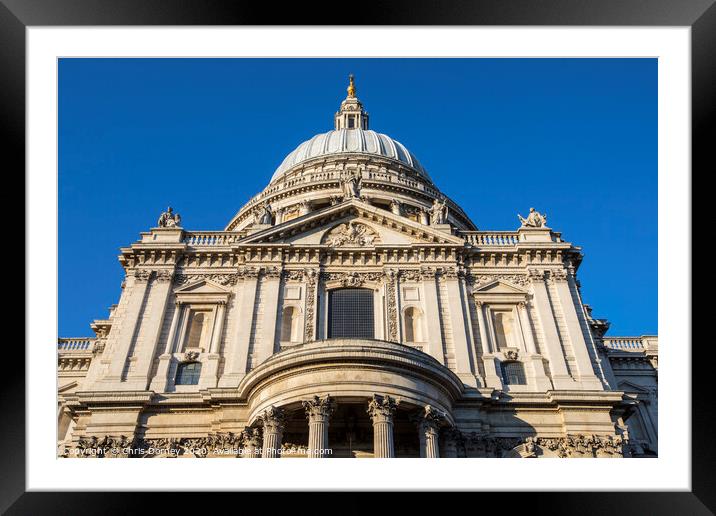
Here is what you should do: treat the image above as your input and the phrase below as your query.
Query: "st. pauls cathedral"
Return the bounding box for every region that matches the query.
[58,76,658,459]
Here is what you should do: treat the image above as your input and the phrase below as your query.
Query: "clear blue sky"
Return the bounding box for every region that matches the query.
[59,58,657,337]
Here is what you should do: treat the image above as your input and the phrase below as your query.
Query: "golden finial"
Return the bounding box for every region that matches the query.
[347,74,356,98]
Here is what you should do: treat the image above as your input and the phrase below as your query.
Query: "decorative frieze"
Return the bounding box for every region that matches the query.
[453,432,625,458]
[304,268,318,342]
[384,269,399,342]
[321,270,384,287]
[174,273,239,286]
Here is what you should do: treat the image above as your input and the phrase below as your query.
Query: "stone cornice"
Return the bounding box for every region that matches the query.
[238,338,465,403]
[75,390,155,408]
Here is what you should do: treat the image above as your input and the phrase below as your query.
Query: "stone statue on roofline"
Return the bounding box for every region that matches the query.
[429,197,448,225]
[157,207,181,228]
[341,169,362,199]
[254,202,273,225]
[518,207,548,228]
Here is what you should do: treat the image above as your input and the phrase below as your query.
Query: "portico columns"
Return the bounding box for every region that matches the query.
[258,406,286,458]
[303,395,335,458]
[367,394,399,458]
[414,405,444,458]
[241,427,262,458]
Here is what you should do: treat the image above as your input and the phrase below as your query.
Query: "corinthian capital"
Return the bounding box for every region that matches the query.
[367,394,399,423]
[134,269,154,282]
[412,404,446,432]
[257,406,286,433]
[154,269,175,283]
[241,427,262,447]
[303,395,336,421]
[527,268,545,281]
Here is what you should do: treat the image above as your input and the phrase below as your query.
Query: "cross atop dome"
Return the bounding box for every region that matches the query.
[335,74,370,130]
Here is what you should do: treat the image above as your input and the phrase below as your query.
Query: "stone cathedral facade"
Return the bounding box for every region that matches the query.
[58,77,658,459]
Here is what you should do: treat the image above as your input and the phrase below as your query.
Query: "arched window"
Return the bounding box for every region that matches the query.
[501,361,526,385]
[184,311,206,350]
[404,307,423,343]
[280,306,301,343]
[328,288,374,339]
[492,310,516,351]
[175,362,202,385]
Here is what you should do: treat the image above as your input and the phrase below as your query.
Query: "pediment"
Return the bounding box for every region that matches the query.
[617,380,651,394]
[473,279,529,295]
[173,278,231,295]
[58,380,78,394]
[240,199,466,246]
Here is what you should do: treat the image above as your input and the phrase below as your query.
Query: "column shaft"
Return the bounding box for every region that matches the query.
[373,422,395,458]
[529,271,572,387]
[258,406,286,459]
[304,395,334,458]
[421,273,444,363]
[106,273,151,381]
[424,427,440,458]
[367,394,398,458]
[219,274,259,386]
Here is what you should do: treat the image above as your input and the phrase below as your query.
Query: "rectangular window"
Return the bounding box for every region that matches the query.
[502,362,527,385]
[328,288,374,339]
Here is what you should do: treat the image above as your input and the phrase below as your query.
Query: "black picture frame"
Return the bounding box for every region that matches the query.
[4,0,708,513]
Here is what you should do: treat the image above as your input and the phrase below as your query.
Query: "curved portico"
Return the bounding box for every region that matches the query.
[239,338,464,457]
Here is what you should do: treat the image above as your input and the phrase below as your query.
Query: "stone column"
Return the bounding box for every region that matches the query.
[125,269,175,390]
[105,269,152,384]
[420,269,445,363]
[218,268,259,386]
[474,300,503,389]
[443,271,477,386]
[303,395,335,458]
[241,427,262,458]
[367,394,399,458]
[528,269,573,389]
[258,406,286,459]
[516,301,553,391]
[149,300,183,392]
[257,268,281,365]
[549,270,602,390]
[414,405,444,458]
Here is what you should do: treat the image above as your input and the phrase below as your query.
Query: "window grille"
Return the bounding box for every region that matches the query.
[502,361,526,385]
[328,288,374,339]
[176,362,202,385]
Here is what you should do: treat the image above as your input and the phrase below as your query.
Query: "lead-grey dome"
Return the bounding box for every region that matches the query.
[270,129,430,184]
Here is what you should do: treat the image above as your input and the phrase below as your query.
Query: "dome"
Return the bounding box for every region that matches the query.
[270,129,430,184]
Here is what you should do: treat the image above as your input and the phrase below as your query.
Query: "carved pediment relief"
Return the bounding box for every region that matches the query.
[173,278,232,305]
[617,380,652,395]
[173,278,232,294]
[472,279,530,304]
[473,279,529,295]
[239,199,465,246]
[321,221,380,247]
